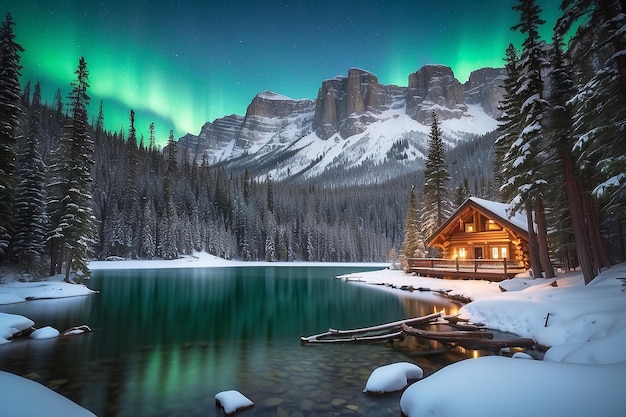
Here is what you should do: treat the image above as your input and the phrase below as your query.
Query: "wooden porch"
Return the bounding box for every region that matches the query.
[407,258,527,282]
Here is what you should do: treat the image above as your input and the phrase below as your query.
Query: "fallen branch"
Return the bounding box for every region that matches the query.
[300,311,443,344]
[400,324,535,351]
[400,324,494,341]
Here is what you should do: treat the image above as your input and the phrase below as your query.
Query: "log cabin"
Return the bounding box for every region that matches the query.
[408,197,530,281]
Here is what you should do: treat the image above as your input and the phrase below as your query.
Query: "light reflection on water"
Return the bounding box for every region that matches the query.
[0,266,467,416]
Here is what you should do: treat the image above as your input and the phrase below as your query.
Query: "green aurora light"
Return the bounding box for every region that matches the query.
[3,1,561,145]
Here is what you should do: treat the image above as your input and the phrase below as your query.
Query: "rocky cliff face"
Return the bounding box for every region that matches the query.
[235,91,315,151]
[313,68,382,140]
[175,64,504,178]
[463,67,506,118]
[406,65,467,123]
[181,114,245,164]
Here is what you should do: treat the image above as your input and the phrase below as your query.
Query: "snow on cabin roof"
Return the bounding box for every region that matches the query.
[467,197,528,233]
[427,197,530,246]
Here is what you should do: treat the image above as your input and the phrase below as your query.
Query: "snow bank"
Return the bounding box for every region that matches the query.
[0,312,34,344]
[0,371,96,417]
[89,251,389,270]
[0,278,96,305]
[215,390,254,415]
[363,362,423,394]
[460,264,626,362]
[345,264,626,416]
[400,356,626,417]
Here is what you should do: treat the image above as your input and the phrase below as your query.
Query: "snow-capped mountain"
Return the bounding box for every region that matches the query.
[177,65,505,184]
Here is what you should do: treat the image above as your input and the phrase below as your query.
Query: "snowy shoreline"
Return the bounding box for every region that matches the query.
[1,253,625,416]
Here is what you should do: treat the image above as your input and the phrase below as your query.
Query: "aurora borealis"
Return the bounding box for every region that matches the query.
[3,1,561,144]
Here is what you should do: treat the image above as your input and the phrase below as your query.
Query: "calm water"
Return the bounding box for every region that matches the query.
[0,266,467,416]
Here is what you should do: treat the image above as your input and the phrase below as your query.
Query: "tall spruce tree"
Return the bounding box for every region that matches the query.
[502,0,554,278]
[12,82,47,272]
[422,111,451,254]
[495,44,523,198]
[401,185,424,271]
[47,57,96,281]
[557,0,625,271]
[0,13,24,263]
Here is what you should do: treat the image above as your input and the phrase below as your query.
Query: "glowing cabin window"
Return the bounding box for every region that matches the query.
[491,247,508,259]
[459,248,467,258]
[465,224,474,233]
[487,219,502,230]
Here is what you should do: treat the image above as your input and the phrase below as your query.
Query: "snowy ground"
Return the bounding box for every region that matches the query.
[1,253,625,416]
[339,264,626,417]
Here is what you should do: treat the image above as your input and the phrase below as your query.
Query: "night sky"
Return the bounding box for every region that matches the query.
[4,1,560,144]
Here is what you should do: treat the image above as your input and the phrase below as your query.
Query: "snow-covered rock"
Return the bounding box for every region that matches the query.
[215,390,254,415]
[363,362,424,394]
[30,326,60,339]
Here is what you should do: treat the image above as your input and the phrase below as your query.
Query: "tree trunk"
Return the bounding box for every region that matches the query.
[582,190,611,271]
[64,248,72,283]
[534,198,555,278]
[526,200,542,279]
[49,239,57,276]
[562,148,595,284]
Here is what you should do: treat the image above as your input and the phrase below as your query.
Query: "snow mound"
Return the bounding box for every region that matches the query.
[0,312,34,344]
[30,326,60,339]
[400,356,626,417]
[363,362,423,394]
[0,371,96,417]
[215,390,254,415]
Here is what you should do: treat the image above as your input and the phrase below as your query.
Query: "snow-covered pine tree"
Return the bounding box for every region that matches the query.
[495,44,523,199]
[0,13,24,263]
[11,82,47,272]
[502,0,554,278]
[422,111,451,255]
[401,185,424,271]
[544,32,601,280]
[140,198,156,259]
[47,57,96,281]
[122,109,139,258]
[556,0,625,269]
[158,130,179,260]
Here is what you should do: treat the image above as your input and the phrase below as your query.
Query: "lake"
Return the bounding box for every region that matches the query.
[0,265,468,416]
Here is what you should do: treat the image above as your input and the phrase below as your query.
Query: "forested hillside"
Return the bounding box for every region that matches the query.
[1,0,624,281]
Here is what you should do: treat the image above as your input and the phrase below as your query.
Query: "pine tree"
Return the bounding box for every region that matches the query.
[122,109,139,257]
[495,44,523,198]
[11,82,47,272]
[543,33,595,279]
[159,130,179,260]
[0,13,24,263]
[47,57,96,281]
[401,185,424,271]
[502,0,554,278]
[557,0,625,270]
[422,111,451,253]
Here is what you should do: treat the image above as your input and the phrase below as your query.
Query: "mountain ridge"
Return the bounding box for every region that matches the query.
[177,65,506,184]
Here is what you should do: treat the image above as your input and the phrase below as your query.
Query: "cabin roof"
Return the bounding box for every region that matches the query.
[426,197,529,246]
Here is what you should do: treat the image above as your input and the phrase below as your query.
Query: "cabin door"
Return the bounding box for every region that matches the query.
[474,247,483,259]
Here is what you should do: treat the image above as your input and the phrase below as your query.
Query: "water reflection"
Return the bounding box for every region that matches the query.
[0,266,467,416]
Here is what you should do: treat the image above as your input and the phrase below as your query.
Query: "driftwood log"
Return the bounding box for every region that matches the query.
[300,312,443,344]
[301,312,535,352]
[400,324,535,351]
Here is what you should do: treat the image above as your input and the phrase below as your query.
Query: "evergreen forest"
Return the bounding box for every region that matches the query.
[0,0,624,284]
